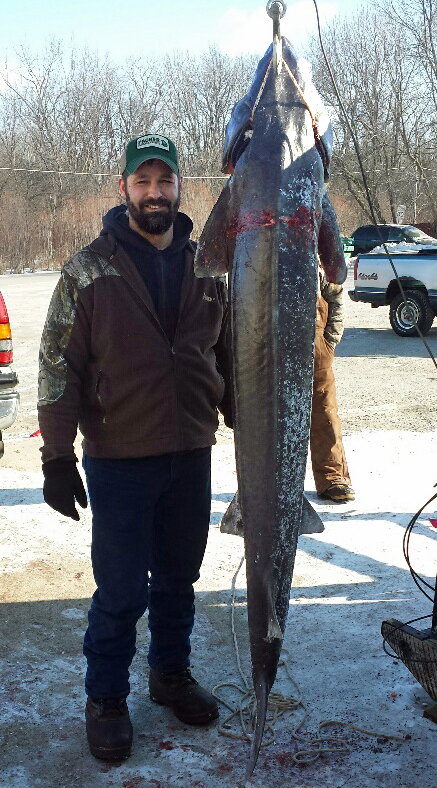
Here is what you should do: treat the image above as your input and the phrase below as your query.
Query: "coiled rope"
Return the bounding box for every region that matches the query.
[212,555,407,764]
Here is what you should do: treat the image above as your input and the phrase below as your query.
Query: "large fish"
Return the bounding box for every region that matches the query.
[195,28,346,782]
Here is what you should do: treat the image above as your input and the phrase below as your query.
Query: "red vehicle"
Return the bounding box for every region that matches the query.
[0,290,19,457]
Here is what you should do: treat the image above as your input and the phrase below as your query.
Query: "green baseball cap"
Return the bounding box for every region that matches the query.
[119,133,179,175]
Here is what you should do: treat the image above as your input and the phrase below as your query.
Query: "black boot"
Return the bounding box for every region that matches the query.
[149,668,219,725]
[85,697,133,761]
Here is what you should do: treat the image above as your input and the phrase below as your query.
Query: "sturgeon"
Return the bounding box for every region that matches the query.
[195,31,346,782]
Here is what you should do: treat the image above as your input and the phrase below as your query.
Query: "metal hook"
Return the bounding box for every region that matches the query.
[266,1,287,75]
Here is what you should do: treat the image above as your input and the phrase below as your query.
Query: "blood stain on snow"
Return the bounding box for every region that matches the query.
[122,777,147,788]
[158,740,174,750]
[264,749,296,768]
[216,763,233,774]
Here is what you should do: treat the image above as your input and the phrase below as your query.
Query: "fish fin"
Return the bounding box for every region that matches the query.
[267,617,282,642]
[266,575,283,642]
[194,181,233,278]
[318,191,347,284]
[244,674,269,785]
[299,495,325,535]
[220,491,244,537]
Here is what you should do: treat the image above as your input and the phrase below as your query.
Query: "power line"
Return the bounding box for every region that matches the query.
[0,166,228,179]
[1,163,434,179]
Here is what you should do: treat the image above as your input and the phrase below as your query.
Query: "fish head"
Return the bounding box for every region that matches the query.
[222,38,332,184]
[195,35,344,283]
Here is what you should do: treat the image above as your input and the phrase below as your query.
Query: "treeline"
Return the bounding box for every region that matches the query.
[1,0,437,271]
[310,0,437,234]
[0,44,257,271]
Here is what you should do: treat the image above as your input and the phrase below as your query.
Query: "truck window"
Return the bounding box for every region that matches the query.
[352,227,366,240]
[378,226,390,242]
[386,227,402,243]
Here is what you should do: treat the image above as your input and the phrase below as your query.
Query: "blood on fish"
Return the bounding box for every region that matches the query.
[226,210,276,236]
[226,206,322,241]
[280,205,321,238]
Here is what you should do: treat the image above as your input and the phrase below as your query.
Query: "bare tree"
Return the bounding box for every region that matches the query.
[0,40,260,268]
[308,6,425,229]
[379,0,437,227]
[164,47,257,178]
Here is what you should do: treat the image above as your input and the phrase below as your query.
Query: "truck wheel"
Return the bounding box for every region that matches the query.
[389,290,434,337]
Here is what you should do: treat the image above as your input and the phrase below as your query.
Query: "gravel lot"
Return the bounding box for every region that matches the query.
[3,269,437,450]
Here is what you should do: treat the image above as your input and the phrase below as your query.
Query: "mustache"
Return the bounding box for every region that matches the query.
[139,198,171,210]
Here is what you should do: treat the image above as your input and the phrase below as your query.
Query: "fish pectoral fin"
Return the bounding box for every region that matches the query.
[318,191,347,284]
[300,495,325,535]
[266,577,283,642]
[194,181,233,278]
[267,616,282,642]
[220,491,244,537]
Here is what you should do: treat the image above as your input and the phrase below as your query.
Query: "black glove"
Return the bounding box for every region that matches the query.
[42,458,88,521]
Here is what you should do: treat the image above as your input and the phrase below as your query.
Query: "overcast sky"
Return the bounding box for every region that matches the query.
[0,0,365,64]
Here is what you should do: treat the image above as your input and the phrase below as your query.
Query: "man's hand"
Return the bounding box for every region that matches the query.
[42,458,88,521]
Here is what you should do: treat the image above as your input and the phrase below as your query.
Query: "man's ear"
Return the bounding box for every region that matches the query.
[119,176,126,201]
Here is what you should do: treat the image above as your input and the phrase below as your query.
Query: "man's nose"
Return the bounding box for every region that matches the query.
[144,180,162,199]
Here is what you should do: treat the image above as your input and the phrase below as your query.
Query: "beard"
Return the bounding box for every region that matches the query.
[125,188,180,235]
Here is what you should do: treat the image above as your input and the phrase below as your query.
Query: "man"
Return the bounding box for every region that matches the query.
[310,269,355,503]
[38,134,229,761]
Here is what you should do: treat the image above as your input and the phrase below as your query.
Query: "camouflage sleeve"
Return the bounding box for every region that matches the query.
[318,190,347,285]
[38,267,90,463]
[320,275,344,346]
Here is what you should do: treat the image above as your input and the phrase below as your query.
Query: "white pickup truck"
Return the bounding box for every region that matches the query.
[348,242,437,336]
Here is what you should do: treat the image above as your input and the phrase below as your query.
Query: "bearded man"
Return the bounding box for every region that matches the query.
[38,134,230,760]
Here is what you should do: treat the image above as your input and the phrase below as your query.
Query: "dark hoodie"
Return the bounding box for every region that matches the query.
[102,205,192,343]
[38,207,230,462]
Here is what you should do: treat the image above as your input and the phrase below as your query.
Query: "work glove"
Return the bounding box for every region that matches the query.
[42,458,88,521]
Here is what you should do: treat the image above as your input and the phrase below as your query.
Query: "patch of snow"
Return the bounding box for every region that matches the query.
[60,608,85,620]
[367,242,437,254]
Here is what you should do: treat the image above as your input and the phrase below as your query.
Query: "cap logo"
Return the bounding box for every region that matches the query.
[136,135,170,152]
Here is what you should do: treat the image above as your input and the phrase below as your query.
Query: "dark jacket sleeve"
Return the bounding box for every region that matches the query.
[320,274,344,347]
[213,277,234,429]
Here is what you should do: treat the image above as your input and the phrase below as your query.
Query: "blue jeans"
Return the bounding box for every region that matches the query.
[82,447,211,699]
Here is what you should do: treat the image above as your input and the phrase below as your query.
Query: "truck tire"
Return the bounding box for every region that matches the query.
[389,289,434,337]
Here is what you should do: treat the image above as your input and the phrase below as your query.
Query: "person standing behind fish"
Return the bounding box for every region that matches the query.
[38,134,229,762]
[310,268,355,502]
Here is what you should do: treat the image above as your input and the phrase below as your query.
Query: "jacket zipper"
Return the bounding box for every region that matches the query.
[170,330,184,449]
[95,370,107,424]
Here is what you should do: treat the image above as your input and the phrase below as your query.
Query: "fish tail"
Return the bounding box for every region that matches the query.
[244,675,269,784]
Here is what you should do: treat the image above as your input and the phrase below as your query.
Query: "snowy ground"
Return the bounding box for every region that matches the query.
[1,432,437,788]
[1,272,437,787]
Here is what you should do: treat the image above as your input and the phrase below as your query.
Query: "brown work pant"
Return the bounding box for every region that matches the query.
[310,333,351,494]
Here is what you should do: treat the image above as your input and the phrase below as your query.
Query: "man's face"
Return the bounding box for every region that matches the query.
[119,159,181,235]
